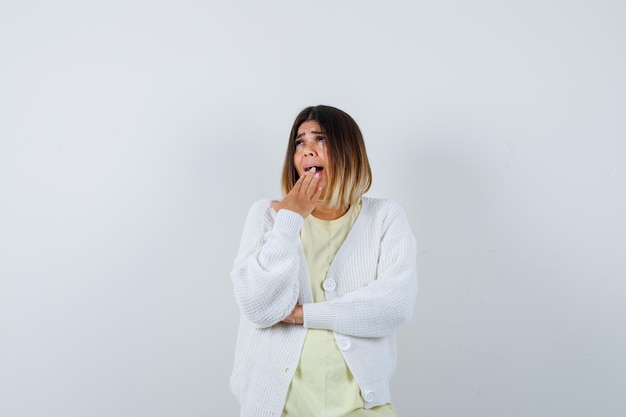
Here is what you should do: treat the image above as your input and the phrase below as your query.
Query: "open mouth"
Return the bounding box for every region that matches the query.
[305,166,324,173]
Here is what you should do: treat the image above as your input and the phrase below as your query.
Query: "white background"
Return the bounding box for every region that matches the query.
[1,1,625,416]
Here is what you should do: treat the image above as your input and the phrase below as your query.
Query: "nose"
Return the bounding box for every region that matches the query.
[302,142,317,156]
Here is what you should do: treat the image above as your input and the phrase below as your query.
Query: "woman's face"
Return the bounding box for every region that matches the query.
[293,120,330,188]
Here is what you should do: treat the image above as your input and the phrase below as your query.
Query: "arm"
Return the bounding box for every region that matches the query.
[231,170,323,328]
[302,203,418,337]
[231,201,304,328]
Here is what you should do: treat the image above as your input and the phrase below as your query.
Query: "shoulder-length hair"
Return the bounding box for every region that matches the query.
[280,105,372,209]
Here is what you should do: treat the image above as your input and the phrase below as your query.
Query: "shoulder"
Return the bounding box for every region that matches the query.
[248,198,274,213]
[361,196,407,218]
[360,197,416,244]
[360,197,413,235]
[243,198,278,224]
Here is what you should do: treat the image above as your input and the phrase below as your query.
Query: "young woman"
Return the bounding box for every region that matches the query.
[230,105,418,417]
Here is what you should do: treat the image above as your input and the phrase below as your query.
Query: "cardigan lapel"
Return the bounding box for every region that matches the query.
[296,239,314,304]
[324,198,372,281]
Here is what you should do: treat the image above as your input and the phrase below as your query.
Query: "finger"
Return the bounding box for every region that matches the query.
[305,173,322,196]
[300,168,319,194]
[310,177,323,201]
[292,172,307,192]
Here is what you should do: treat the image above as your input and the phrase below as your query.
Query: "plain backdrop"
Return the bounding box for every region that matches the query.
[1,1,625,416]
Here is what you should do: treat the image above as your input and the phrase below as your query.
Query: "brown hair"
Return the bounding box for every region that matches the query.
[280,105,372,209]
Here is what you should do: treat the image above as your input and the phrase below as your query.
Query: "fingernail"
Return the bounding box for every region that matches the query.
[314,172,320,178]
[310,167,316,173]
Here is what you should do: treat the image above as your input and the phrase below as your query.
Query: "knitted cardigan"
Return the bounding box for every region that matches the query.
[230,197,418,417]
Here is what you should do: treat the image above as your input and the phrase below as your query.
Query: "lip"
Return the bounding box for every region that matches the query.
[303,164,324,173]
[304,166,324,174]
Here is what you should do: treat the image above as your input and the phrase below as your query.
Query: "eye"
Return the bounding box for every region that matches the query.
[295,139,304,147]
[317,136,326,143]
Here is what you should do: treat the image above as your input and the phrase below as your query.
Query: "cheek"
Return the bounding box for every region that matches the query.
[322,146,330,161]
[322,150,331,169]
[293,153,302,176]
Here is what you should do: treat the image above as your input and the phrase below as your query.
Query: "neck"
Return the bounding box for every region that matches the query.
[312,203,349,220]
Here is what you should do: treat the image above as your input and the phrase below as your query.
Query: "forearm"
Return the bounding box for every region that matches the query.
[302,269,417,337]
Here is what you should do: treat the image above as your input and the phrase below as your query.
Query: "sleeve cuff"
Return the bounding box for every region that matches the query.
[274,209,304,236]
[303,302,334,330]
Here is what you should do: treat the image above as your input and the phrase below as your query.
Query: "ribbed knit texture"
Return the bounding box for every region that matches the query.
[231,197,418,417]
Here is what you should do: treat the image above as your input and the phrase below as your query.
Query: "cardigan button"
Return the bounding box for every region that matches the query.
[337,337,351,351]
[322,279,337,292]
[364,390,376,403]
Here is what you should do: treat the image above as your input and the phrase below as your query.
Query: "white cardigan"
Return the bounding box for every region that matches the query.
[230,197,418,417]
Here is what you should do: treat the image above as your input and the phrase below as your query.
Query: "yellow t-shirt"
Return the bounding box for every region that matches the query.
[282,201,397,417]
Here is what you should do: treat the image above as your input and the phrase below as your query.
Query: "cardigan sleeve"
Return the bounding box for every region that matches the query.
[302,202,418,337]
[231,200,304,328]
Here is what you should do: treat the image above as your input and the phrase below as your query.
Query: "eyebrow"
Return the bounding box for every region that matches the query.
[295,130,324,139]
